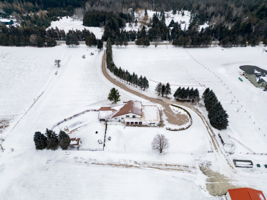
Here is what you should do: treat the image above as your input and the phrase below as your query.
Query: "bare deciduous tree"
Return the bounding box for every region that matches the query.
[152,134,168,153]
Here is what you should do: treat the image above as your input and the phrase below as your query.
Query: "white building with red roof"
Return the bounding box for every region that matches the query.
[98,101,160,127]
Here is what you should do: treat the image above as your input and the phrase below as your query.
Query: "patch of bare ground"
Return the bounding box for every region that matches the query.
[200,165,236,196]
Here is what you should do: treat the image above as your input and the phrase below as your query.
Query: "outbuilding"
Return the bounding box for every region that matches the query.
[226,188,266,200]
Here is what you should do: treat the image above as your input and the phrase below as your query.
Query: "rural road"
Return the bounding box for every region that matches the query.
[101,51,191,128]
[101,50,234,169]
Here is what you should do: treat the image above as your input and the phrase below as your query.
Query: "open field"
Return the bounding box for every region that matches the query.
[1,45,267,199]
[0,45,217,199]
[113,45,267,154]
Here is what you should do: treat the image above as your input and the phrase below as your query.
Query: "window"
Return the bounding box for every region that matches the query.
[126,115,129,118]
[132,115,136,118]
[139,122,142,125]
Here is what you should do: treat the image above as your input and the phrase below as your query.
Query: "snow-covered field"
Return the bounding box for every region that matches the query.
[48,16,104,39]
[1,43,267,199]
[0,45,217,199]
[125,10,192,32]
[113,45,267,155]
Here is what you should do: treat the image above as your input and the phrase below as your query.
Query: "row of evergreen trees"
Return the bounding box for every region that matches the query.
[34,129,70,150]
[203,88,229,130]
[106,39,149,90]
[155,83,171,97]
[0,25,104,48]
[174,87,200,102]
[0,26,56,47]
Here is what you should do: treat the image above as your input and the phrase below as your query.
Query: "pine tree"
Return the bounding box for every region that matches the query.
[208,103,229,130]
[33,132,47,150]
[46,129,59,150]
[155,83,162,96]
[161,84,166,97]
[165,83,171,97]
[108,88,120,103]
[58,130,70,150]
[97,40,103,49]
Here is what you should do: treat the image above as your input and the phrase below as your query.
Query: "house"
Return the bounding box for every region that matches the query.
[226,188,266,200]
[98,100,160,127]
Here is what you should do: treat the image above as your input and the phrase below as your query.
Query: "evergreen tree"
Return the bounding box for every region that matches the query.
[155,82,162,96]
[58,130,70,150]
[108,88,120,103]
[208,102,229,130]
[33,132,47,150]
[161,84,166,97]
[165,83,171,97]
[203,88,229,130]
[85,33,97,46]
[97,40,103,49]
[45,129,59,150]
[66,31,79,46]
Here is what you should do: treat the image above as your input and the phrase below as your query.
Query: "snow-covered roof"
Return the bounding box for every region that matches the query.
[112,101,142,118]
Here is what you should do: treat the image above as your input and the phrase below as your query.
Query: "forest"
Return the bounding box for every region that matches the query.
[0,0,266,47]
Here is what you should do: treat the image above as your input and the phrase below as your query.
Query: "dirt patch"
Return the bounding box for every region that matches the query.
[200,165,236,196]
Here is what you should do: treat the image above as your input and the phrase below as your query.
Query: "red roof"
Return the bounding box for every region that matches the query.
[228,188,266,200]
[112,101,142,118]
[99,107,116,112]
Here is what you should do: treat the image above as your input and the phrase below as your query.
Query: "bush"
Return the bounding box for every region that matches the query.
[58,130,70,150]
[34,132,47,150]
[46,129,59,150]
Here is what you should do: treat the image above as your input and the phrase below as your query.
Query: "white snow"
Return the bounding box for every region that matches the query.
[113,45,267,154]
[0,45,215,199]
[125,10,191,31]
[1,43,267,199]
[142,105,160,123]
[48,16,104,39]
[199,22,209,31]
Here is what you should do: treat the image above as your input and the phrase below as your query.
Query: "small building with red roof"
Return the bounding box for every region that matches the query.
[226,188,266,200]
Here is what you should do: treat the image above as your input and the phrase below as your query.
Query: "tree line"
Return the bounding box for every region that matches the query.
[0,25,104,48]
[34,129,71,150]
[174,87,200,102]
[203,88,229,130]
[106,38,149,90]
